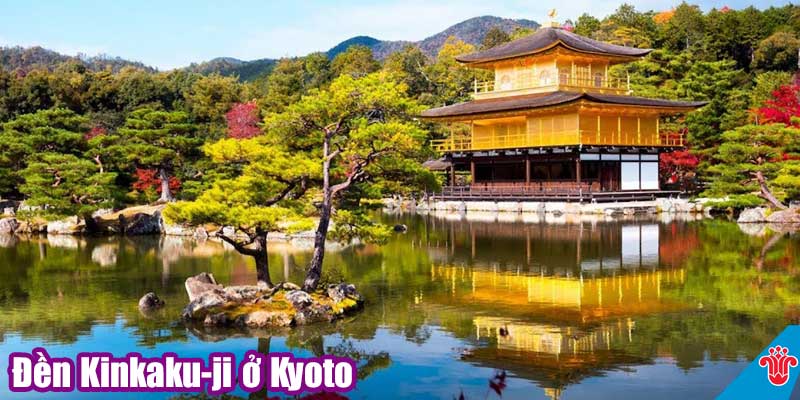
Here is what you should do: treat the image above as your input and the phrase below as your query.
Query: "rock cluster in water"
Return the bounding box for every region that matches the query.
[181,273,364,328]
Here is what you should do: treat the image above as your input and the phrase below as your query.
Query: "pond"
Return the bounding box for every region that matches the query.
[0,214,798,399]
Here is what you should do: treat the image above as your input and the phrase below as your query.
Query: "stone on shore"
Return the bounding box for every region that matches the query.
[738,207,800,224]
[181,273,363,328]
[737,207,768,223]
[765,208,800,224]
[0,217,19,234]
[47,216,83,235]
[185,272,222,302]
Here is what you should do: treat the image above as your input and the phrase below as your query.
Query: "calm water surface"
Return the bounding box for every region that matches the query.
[0,214,799,399]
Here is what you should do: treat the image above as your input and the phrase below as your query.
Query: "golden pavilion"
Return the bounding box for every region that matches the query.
[421,26,706,201]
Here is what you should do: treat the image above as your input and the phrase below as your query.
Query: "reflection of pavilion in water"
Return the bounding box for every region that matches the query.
[421,219,690,399]
[427,218,671,276]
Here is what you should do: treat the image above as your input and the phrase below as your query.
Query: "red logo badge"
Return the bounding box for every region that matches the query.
[759,345,799,386]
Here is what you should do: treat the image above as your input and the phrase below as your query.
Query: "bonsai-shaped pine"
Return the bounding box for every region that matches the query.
[164,136,319,287]
[264,72,434,291]
[20,153,117,225]
[707,122,800,209]
[104,108,200,203]
[0,108,87,196]
[0,108,117,225]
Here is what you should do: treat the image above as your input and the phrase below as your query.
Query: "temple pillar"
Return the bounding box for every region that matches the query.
[449,165,456,186]
[525,157,531,185]
[576,156,581,184]
[470,160,475,185]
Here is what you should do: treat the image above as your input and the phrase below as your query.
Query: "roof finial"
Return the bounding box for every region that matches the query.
[547,9,560,28]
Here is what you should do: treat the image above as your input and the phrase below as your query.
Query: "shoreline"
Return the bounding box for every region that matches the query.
[1,198,797,241]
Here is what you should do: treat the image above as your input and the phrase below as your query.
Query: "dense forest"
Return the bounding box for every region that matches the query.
[1,2,800,216]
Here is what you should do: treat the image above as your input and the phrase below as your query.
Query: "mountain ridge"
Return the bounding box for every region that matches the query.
[0,16,539,81]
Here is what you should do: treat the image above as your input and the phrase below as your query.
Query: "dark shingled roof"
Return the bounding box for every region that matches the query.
[420,91,707,119]
[456,27,652,64]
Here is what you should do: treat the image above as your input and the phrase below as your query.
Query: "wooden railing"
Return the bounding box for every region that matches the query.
[433,185,680,202]
[473,71,630,98]
[431,130,684,152]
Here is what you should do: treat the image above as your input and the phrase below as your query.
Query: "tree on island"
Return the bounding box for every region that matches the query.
[105,108,201,203]
[164,136,319,288]
[264,72,433,291]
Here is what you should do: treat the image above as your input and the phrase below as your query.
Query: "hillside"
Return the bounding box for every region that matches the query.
[0,46,156,73]
[327,36,383,59]
[367,16,540,59]
[183,57,277,81]
[0,15,539,81]
[182,16,539,80]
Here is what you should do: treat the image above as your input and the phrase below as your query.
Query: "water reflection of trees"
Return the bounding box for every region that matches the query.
[1,216,799,398]
[0,235,245,344]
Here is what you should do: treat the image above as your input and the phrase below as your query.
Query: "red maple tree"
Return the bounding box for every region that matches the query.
[226,101,261,139]
[756,78,800,127]
[660,149,699,191]
[84,125,107,141]
[132,168,181,194]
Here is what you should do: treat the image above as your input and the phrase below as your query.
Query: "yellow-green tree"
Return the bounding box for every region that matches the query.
[264,72,433,291]
[165,137,318,287]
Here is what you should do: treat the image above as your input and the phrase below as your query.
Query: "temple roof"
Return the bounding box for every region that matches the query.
[456,27,652,65]
[420,91,708,119]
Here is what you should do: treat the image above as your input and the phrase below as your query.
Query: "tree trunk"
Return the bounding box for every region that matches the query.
[755,170,787,210]
[252,232,273,288]
[303,134,332,292]
[218,231,273,288]
[304,196,331,291]
[157,167,175,203]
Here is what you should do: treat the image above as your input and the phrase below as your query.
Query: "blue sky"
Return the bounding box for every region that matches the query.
[0,0,793,70]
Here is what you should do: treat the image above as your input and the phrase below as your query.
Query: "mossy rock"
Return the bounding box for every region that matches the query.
[181,276,364,329]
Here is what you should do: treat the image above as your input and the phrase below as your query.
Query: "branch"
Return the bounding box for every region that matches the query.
[51,170,62,187]
[263,180,300,207]
[93,155,104,173]
[216,231,260,257]
[326,148,341,162]
[329,145,395,196]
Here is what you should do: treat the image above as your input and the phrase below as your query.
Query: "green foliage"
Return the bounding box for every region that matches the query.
[750,71,793,108]
[705,124,800,202]
[425,36,489,106]
[705,194,764,210]
[574,14,601,37]
[264,72,434,244]
[20,153,116,219]
[111,108,200,169]
[184,74,242,125]
[480,27,511,49]
[261,54,332,112]
[752,31,800,72]
[659,2,705,51]
[165,136,319,235]
[382,45,432,100]
[331,45,380,79]
[0,108,87,194]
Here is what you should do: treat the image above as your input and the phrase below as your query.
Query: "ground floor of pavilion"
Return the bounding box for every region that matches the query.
[431,146,679,202]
